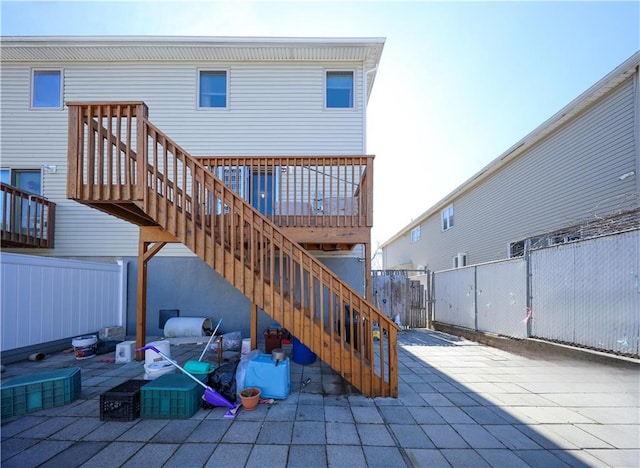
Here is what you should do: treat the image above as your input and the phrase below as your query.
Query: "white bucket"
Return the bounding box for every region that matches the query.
[241,338,252,357]
[144,361,175,380]
[163,317,212,338]
[72,335,97,360]
[145,340,171,367]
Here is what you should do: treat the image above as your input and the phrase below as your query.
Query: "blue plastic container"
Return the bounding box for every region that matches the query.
[244,353,290,399]
[292,337,316,365]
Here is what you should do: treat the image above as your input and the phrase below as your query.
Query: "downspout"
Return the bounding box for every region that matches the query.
[634,66,639,197]
[362,65,378,152]
[363,64,378,300]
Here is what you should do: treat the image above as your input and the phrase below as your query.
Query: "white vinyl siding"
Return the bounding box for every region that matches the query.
[0,62,366,257]
[384,75,637,271]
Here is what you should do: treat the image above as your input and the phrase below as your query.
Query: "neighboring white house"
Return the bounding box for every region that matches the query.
[381,51,639,273]
[1,36,385,339]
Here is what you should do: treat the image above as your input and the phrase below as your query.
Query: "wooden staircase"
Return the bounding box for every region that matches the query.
[67,102,398,397]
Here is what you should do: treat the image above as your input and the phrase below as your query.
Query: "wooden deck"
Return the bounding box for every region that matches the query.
[1,183,55,249]
[66,101,398,397]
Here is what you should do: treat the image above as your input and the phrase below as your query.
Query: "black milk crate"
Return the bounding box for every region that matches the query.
[100,379,148,422]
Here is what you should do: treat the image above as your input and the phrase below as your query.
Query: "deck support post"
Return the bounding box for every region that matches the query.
[135,226,179,360]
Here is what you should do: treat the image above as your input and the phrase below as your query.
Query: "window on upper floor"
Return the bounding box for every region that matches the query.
[441,204,454,231]
[411,226,421,243]
[31,69,62,109]
[198,70,228,108]
[326,71,354,108]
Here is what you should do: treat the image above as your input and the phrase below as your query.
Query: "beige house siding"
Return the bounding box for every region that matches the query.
[383,65,638,272]
[1,61,366,257]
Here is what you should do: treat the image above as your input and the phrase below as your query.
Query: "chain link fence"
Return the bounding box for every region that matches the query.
[434,229,639,358]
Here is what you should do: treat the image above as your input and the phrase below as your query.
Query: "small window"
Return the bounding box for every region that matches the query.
[326,71,354,108]
[453,253,467,268]
[198,70,227,108]
[442,204,454,231]
[31,69,62,109]
[411,226,421,243]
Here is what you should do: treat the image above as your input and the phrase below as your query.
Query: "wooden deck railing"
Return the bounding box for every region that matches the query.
[196,156,373,229]
[67,101,398,397]
[1,183,55,248]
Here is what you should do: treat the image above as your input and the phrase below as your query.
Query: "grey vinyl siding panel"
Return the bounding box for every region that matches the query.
[1,61,366,257]
[384,74,637,272]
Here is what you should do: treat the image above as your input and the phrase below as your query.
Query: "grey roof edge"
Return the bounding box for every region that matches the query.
[380,50,640,249]
[0,35,385,100]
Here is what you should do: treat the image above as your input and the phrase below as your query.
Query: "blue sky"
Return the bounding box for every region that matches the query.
[2,1,639,254]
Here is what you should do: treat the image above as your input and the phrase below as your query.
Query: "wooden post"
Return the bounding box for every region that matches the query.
[364,241,372,302]
[135,226,176,360]
[250,303,258,350]
[135,236,148,361]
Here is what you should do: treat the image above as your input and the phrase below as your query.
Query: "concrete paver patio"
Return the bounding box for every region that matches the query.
[1,329,638,467]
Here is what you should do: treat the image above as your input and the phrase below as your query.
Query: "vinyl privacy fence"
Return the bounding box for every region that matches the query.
[434,229,639,358]
[1,253,127,353]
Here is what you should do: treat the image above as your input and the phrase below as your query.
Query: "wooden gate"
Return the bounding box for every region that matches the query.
[372,270,429,328]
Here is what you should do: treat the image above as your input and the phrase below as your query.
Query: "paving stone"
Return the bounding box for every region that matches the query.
[512,449,573,467]
[292,421,326,444]
[326,422,360,445]
[378,405,414,424]
[296,403,326,421]
[576,424,639,449]
[186,419,232,443]
[452,424,505,449]
[324,395,350,407]
[116,418,170,442]
[0,415,47,438]
[246,444,290,467]
[121,442,179,467]
[46,417,107,441]
[362,445,406,467]
[82,420,137,441]
[441,392,482,407]
[351,406,383,424]
[476,448,531,467]
[221,420,262,443]
[287,444,327,467]
[2,440,74,468]
[461,406,510,424]
[419,392,454,407]
[441,448,492,467]
[163,443,216,468]
[326,445,366,467]
[406,406,447,424]
[404,448,452,467]
[150,419,200,443]
[266,402,298,421]
[347,395,375,407]
[389,423,434,449]
[420,424,468,448]
[324,405,353,422]
[204,443,252,468]
[551,449,611,467]
[39,441,108,467]
[13,416,76,439]
[0,437,38,462]
[434,406,476,424]
[483,424,542,450]
[80,441,144,467]
[356,423,395,446]
[257,421,293,444]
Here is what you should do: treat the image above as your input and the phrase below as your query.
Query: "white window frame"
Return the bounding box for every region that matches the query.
[196,68,229,110]
[410,226,421,243]
[441,204,454,231]
[30,68,63,110]
[324,69,355,110]
[453,252,468,268]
